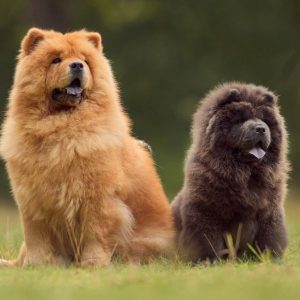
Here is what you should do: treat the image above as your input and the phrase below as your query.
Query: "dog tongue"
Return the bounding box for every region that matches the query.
[65,86,83,98]
[248,147,266,159]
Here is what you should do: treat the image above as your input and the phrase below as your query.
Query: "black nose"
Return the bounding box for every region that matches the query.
[255,126,266,134]
[70,62,84,72]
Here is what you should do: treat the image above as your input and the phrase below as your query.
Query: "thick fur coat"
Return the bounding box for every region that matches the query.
[172,82,289,262]
[0,28,174,267]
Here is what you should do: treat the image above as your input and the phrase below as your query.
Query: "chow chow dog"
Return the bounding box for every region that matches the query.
[0,28,174,267]
[172,82,289,262]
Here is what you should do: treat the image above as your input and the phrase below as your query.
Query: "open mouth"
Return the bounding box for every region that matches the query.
[247,142,266,160]
[52,78,84,104]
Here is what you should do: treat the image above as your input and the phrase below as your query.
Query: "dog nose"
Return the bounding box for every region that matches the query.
[255,125,266,134]
[70,62,84,72]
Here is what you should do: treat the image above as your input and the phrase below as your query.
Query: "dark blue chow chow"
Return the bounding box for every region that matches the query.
[172,82,289,262]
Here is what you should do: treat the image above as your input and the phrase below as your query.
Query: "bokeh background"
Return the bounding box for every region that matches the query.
[0,0,299,203]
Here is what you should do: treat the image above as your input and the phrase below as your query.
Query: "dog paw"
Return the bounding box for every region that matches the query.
[80,257,110,268]
[24,253,66,267]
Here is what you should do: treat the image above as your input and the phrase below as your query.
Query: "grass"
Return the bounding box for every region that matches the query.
[1,194,300,300]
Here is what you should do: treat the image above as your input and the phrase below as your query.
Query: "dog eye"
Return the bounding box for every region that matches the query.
[229,109,251,123]
[52,57,61,64]
[231,114,245,123]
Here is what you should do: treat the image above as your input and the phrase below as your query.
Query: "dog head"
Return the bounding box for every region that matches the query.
[195,83,285,165]
[13,28,116,114]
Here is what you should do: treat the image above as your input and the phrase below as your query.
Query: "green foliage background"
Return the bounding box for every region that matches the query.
[0,0,299,200]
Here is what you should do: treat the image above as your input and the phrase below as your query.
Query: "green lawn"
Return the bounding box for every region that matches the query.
[1,196,300,300]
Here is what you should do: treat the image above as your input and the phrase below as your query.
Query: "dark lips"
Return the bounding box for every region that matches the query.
[247,142,267,160]
[52,78,84,102]
[248,146,266,159]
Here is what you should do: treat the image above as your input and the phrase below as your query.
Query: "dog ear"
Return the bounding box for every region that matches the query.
[86,32,102,50]
[21,28,45,55]
[263,92,277,105]
[219,88,241,107]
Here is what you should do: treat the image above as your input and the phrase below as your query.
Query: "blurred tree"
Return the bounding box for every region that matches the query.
[29,0,72,31]
[0,0,299,201]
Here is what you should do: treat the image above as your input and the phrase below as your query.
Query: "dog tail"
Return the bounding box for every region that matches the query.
[0,242,26,267]
[0,258,18,266]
